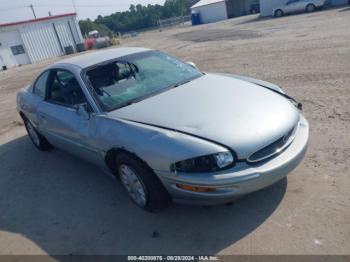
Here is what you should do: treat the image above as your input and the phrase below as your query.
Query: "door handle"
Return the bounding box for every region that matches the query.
[38,113,46,119]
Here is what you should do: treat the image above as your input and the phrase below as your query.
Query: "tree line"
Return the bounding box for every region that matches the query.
[79,0,200,37]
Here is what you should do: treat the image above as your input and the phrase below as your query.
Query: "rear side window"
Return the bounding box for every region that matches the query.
[47,70,88,107]
[33,71,49,98]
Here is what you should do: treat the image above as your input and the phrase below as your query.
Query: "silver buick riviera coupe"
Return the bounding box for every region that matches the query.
[17,48,309,211]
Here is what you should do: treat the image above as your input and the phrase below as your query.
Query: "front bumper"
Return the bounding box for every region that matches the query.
[156,114,309,205]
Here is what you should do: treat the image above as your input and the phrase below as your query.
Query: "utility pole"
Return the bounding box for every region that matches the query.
[71,0,79,20]
[29,4,36,18]
[71,0,78,13]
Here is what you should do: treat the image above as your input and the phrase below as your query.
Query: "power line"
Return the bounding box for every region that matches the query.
[0,4,126,9]
[36,4,124,8]
[0,2,154,13]
[0,4,39,14]
[0,6,25,12]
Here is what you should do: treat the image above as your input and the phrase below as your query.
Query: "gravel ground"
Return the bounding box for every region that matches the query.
[0,6,349,255]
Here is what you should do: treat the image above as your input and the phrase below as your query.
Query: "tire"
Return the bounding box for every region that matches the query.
[116,152,170,212]
[306,4,316,12]
[274,9,284,17]
[23,117,52,151]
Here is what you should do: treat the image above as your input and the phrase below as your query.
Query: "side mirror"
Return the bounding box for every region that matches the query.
[187,61,198,69]
[75,103,90,120]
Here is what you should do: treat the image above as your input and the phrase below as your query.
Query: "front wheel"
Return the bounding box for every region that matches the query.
[274,9,284,17]
[306,4,316,12]
[23,117,52,151]
[116,152,170,212]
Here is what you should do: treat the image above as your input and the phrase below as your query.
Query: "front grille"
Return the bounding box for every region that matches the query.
[247,123,298,163]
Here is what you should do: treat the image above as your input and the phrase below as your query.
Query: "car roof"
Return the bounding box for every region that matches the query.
[54,47,152,69]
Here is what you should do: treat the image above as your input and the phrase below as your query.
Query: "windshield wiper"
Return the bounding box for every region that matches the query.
[111,96,145,110]
[171,79,192,89]
[102,89,112,97]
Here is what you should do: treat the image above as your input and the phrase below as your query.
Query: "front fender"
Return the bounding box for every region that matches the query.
[96,116,228,172]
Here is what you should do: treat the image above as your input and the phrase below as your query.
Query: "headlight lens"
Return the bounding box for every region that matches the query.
[213,151,234,168]
[170,151,235,173]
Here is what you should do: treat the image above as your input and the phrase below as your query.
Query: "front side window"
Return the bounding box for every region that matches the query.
[47,70,88,107]
[85,51,203,111]
[33,71,50,98]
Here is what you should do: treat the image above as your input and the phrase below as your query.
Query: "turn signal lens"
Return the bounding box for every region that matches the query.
[176,184,216,192]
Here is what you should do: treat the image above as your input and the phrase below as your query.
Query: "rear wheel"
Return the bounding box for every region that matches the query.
[306,4,316,12]
[116,152,170,211]
[274,9,284,17]
[23,117,51,151]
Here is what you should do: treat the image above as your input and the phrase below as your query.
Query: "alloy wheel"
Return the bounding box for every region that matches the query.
[26,121,40,146]
[307,4,315,12]
[119,164,147,207]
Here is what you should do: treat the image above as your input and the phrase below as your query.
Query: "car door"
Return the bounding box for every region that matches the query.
[36,68,104,166]
[22,70,50,128]
[295,0,307,11]
[285,0,302,12]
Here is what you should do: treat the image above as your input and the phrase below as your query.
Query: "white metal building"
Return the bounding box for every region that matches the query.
[0,13,83,70]
[260,0,348,16]
[191,0,252,24]
[190,0,349,24]
[191,0,229,24]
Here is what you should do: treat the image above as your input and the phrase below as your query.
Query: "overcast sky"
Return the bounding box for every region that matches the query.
[0,0,166,24]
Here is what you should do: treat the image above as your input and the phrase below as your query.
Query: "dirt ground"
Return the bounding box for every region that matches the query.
[0,6,349,255]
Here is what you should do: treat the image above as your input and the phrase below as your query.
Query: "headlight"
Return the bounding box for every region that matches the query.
[170,151,235,173]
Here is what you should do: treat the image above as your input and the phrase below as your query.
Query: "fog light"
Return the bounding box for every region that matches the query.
[176,184,216,192]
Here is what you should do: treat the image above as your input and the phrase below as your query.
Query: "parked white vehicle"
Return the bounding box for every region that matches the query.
[273,0,327,17]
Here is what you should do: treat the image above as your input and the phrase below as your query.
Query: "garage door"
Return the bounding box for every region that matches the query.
[21,23,63,63]
[55,21,76,52]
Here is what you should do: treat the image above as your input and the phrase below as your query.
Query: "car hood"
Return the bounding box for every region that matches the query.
[108,73,300,159]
